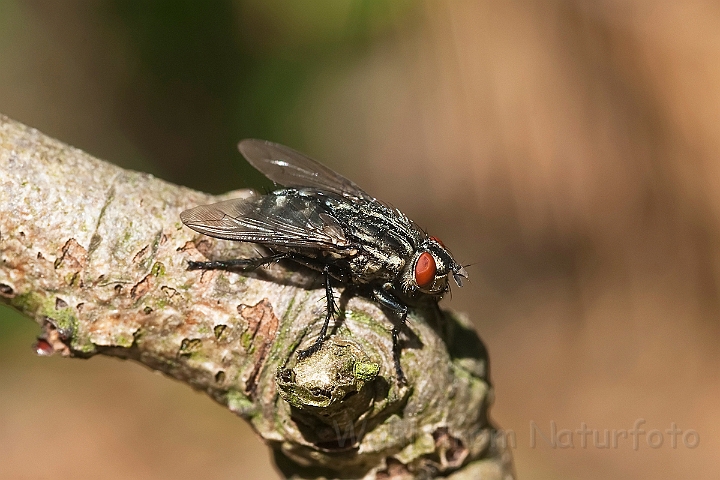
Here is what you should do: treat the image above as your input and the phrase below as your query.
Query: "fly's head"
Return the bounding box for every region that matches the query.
[400,236,467,298]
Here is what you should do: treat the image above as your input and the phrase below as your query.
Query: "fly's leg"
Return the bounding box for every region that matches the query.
[297,264,336,359]
[371,287,409,385]
[187,253,288,271]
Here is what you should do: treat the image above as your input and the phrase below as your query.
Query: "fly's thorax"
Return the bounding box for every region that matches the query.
[347,250,405,285]
[322,196,422,253]
[317,192,424,277]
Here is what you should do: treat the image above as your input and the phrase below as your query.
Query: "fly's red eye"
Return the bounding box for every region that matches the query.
[430,236,445,248]
[33,338,54,356]
[414,252,436,289]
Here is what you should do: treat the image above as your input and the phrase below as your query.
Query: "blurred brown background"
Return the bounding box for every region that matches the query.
[1,1,718,479]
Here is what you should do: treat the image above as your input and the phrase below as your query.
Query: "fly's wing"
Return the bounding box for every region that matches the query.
[180,194,350,250]
[238,139,374,201]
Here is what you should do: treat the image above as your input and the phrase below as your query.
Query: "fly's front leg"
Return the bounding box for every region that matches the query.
[297,264,336,359]
[187,253,288,271]
[372,286,409,385]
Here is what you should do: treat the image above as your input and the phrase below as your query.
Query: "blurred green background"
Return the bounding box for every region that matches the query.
[1,1,719,479]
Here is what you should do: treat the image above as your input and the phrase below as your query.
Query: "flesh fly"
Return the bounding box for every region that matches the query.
[181,140,467,384]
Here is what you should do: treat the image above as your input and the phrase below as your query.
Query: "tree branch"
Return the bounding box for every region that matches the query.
[0,114,513,479]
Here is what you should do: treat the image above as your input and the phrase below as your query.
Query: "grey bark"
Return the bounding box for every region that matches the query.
[0,114,514,479]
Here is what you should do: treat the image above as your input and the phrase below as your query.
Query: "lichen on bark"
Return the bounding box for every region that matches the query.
[0,114,513,479]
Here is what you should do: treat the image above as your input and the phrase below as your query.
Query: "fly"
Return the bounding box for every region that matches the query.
[180,140,467,384]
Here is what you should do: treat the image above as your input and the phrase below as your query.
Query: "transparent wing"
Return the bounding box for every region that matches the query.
[180,195,349,250]
[238,139,374,201]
